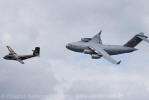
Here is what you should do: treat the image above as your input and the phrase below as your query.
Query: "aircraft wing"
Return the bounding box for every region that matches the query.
[7,46,16,54]
[89,43,121,64]
[89,30,102,44]
[19,55,34,60]
[17,59,25,64]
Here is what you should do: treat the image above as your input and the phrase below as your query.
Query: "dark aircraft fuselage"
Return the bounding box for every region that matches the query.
[3,54,18,60]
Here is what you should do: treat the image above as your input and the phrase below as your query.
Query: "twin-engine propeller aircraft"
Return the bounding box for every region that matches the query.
[3,46,40,64]
[66,31,149,64]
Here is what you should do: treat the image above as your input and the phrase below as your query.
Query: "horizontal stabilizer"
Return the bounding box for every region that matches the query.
[137,35,149,43]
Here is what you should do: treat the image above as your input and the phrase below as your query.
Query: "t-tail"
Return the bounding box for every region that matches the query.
[33,47,40,56]
[124,32,149,48]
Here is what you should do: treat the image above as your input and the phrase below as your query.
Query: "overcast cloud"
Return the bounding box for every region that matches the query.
[0,0,149,100]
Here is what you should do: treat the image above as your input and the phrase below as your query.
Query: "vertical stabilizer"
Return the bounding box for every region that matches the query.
[124,32,148,47]
[33,47,40,56]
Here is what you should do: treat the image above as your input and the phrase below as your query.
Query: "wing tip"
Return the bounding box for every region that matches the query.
[99,30,102,35]
[117,60,121,64]
[21,62,25,64]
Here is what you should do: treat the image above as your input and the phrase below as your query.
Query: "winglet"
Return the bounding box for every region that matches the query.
[17,59,25,64]
[98,30,102,35]
[117,60,121,64]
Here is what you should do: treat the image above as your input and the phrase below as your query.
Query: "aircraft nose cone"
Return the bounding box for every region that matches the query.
[66,43,71,49]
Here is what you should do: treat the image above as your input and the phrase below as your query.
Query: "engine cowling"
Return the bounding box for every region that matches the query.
[81,38,91,42]
[83,49,93,54]
[9,53,14,55]
[91,54,102,59]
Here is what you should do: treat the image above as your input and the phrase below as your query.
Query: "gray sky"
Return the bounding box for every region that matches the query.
[0,0,149,100]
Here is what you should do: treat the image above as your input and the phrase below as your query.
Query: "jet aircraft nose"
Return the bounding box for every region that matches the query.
[3,56,7,59]
[66,43,72,49]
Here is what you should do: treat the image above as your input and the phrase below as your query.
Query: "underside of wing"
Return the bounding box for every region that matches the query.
[89,44,121,64]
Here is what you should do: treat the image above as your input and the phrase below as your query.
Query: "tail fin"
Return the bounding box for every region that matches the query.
[124,32,148,48]
[33,47,40,56]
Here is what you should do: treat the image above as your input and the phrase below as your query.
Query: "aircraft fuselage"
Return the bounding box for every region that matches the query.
[66,41,138,55]
[3,54,18,60]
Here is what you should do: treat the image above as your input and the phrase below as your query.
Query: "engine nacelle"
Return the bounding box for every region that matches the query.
[83,49,93,54]
[81,38,91,42]
[9,53,14,55]
[91,54,102,59]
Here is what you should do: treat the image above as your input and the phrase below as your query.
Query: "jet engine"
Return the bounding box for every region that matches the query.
[83,49,93,54]
[81,38,91,42]
[91,54,102,59]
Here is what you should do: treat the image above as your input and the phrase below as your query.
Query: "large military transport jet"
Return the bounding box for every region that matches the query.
[66,31,149,64]
[3,46,40,64]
